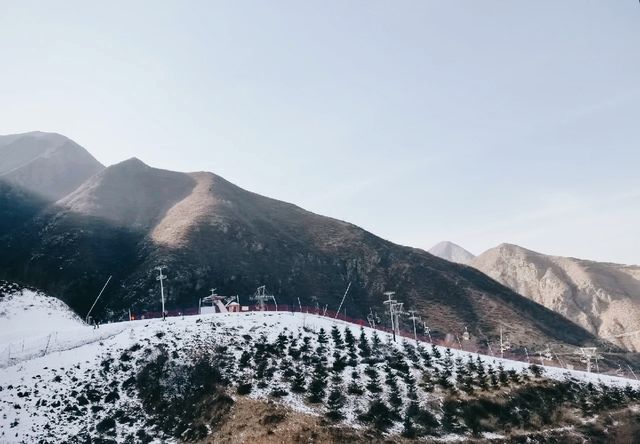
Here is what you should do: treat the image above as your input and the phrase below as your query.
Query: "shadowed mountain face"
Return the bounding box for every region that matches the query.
[472,244,640,352]
[0,132,104,201]
[0,134,609,353]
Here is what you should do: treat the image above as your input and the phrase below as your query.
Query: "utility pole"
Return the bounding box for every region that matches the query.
[383,291,397,342]
[155,266,167,321]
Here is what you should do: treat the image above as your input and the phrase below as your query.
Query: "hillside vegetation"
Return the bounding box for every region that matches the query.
[2,306,639,443]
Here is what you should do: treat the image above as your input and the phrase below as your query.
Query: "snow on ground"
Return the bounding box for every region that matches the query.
[1,297,640,442]
[0,288,82,344]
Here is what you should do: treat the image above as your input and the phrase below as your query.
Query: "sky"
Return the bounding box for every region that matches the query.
[1,1,639,264]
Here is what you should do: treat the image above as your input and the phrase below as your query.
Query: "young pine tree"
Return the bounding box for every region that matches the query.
[402,411,417,438]
[280,357,296,379]
[358,328,372,358]
[317,328,329,354]
[331,325,345,350]
[388,347,410,374]
[441,398,464,434]
[507,369,520,385]
[385,368,403,416]
[332,350,348,373]
[498,363,509,386]
[403,340,419,364]
[475,357,488,390]
[290,367,307,394]
[365,363,382,394]
[344,327,356,349]
[326,377,346,422]
[348,370,365,395]
[419,345,432,368]
[371,330,382,352]
[431,344,442,360]
[359,399,394,432]
[344,327,358,365]
[487,365,499,390]
[442,348,454,377]
[308,360,328,403]
[275,332,289,356]
[238,351,252,370]
[455,359,468,388]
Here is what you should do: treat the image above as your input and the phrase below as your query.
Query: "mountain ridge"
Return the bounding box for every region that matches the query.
[0,131,104,200]
[471,243,640,351]
[0,131,613,354]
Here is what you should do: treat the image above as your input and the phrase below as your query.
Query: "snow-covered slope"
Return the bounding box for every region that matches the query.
[2,302,639,443]
[0,283,82,345]
[428,241,475,265]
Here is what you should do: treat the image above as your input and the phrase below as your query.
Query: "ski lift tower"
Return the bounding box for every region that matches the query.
[367,308,377,329]
[155,266,167,321]
[577,347,600,373]
[252,285,277,311]
[383,291,397,341]
[423,321,433,343]
[407,309,420,342]
[392,302,404,337]
[499,326,510,359]
[538,346,553,366]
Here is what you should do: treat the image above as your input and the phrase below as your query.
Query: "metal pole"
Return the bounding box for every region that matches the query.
[384,292,396,342]
[160,272,165,320]
[86,275,112,324]
[334,282,352,319]
[155,266,167,321]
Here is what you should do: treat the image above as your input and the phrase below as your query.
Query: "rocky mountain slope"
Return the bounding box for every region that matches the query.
[471,244,640,352]
[2,289,640,443]
[428,241,475,265]
[0,132,612,355]
[0,131,104,201]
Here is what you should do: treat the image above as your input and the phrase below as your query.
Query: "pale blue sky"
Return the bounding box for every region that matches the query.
[1,1,639,264]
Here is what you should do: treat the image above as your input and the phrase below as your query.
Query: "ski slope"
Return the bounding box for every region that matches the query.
[1,291,639,442]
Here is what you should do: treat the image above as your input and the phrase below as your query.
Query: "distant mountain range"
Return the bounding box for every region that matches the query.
[0,131,612,354]
[0,132,103,200]
[472,244,640,352]
[428,241,475,265]
[429,240,640,352]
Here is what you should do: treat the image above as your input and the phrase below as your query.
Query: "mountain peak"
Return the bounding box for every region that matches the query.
[59,157,196,229]
[0,131,104,200]
[428,241,475,264]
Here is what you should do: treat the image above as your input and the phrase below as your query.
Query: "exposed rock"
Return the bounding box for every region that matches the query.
[472,244,640,351]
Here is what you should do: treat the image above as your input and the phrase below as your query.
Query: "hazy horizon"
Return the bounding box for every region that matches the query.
[1,1,639,264]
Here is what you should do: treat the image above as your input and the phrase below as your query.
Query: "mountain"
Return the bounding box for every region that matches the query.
[0,131,104,201]
[471,244,640,351]
[428,241,475,265]
[0,133,617,356]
